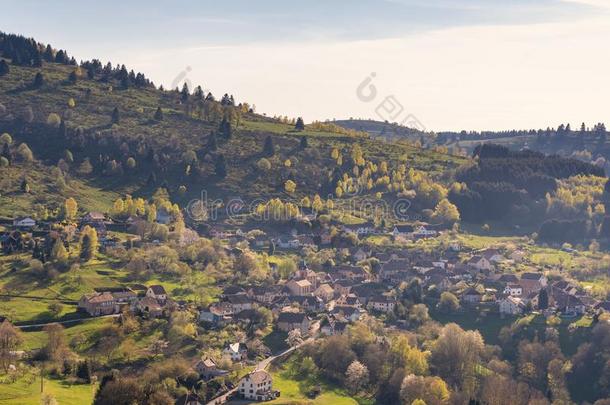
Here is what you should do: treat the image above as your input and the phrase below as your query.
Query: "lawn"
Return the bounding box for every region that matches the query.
[268,357,364,405]
[0,374,96,405]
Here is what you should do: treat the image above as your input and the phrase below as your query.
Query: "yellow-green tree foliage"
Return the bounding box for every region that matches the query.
[63,197,78,220]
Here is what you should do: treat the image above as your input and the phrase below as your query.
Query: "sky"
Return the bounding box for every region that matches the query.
[1,0,610,131]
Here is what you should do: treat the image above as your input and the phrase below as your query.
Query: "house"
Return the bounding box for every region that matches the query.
[462,287,482,304]
[96,287,137,303]
[78,292,117,316]
[343,223,376,236]
[199,303,233,326]
[277,296,323,312]
[509,250,527,262]
[249,285,286,304]
[146,285,167,302]
[223,342,248,362]
[250,235,269,248]
[497,274,519,285]
[13,217,36,229]
[276,312,310,334]
[81,211,106,224]
[480,248,505,263]
[520,273,547,295]
[313,284,335,302]
[499,296,526,315]
[238,370,279,401]
[136,296,164,318]
[285,279,312,296]
[209,226,235,239]
[320,316,348,336]
[551,288,586,316]
[331,305,365,322]
[503,284,523,297]
[336,294,363,308]
[412,225,437,238]
[467,256,492,271]
[392,225,414,238]
[380,259,410,281]
[225,294,253,313]
[350,247,371,262]
[294,264,319,288]
[276,236,300,249]
[333,279,358,296]
[194,357,229,381]
[367,295,397,313]
[332,265,369,281]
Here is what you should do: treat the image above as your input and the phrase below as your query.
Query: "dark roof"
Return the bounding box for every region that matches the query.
[521,272,544,280]
[463,287,482,296]
[226,294,252,305]
[277,312,307,323]
[223,285,246,295]
[393,224,414,233]
[148,285,167,295]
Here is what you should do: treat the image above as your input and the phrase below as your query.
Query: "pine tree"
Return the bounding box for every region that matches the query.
[154,107,163,121]
[33,72,44,88]
[76,361,91,383]
[538,288,549,310]
[68,70,77,84]
[181,83,190,102]
[300,136,308,149]
[219,117,231,139]
[263,136,274,156]
[295,117,305,131]
[0,60,9,76]
[215,154,227,178]
[111,107,120,124]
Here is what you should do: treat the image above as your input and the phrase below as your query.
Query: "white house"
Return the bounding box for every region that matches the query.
[223,342,248,362]
[413,225,437,238]
[367,295,397,313]
[499,296,525,315]
[13,217,36,228]
[503,284,523,297]
[238,370,278,401]
[276,236,300,249]
[146,285,167,302]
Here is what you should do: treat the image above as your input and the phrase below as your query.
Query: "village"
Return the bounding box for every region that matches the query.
[2,206,609,404]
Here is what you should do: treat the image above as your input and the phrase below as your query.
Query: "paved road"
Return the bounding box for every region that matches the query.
[16,313,120,329]
[207,321,320,405]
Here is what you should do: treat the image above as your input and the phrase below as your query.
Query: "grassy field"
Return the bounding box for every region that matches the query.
[268,357,366,405]
[0,374,96,405]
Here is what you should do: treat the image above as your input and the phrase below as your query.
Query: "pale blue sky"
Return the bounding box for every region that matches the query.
[2,0,609,131]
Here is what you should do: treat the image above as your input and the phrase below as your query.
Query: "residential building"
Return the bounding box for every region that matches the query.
[367,295,397,313]
[499,296,525,315]
[146,285,168,302]
[285,279,312,296]
[223,342,248,362]
[78,292,117,316]
[238,370,278,401]
[276,312,310,334]
[13,217,36,228]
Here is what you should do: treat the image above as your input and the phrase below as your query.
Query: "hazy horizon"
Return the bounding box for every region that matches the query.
[2,0,610,132]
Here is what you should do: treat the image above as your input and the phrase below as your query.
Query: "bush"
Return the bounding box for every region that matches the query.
[47,113,62,128]
[16,143,34,162]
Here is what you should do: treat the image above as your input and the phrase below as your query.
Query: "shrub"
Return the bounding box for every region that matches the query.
[47,113,62,128]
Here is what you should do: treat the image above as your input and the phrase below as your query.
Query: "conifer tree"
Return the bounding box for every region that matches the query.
[295,117,305,131]
[33,72,44,88]
[0,60,9,76]
[154,107,163,121]
[300,136,308,149]
[68,70,77,84]
[111,107,120,124]
[263,136,274,156]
